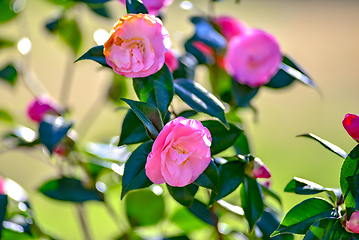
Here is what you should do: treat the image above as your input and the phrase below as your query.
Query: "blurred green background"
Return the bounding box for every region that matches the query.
[1,0,359,239]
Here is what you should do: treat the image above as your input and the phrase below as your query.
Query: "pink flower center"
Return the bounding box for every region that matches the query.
[172,144,190,166]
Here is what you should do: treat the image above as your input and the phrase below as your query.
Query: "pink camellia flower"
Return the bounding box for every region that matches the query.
[119,0,173,15]
[252,158,271,178]
[345,211,359,233]
[214,16,248,41]
[104,14,171,78]
[225,28,281,88]
[145,117,212,187]
[0,177,5,195]
[164,49,178,73]
[26,95,61,123]
[343,114,359,141]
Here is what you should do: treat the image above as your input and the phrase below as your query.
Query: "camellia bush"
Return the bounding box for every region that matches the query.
[1,0,352,239]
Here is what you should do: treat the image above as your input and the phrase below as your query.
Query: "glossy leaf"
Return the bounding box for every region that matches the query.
[0,64,18,86]
[0,38,14,50]
[178,110,198,118]
[108,73,127,105]
[234,131,251,155]
[170,207,208,233]
[340,144,359,216]
[190,16,227,50]
[174,78,228,128]
[284,177,338,203]
[86,3,111,18]
[39,177,104,202]
[121,98,163,140]
[265,69,295,89]
[58,17,82,55]
[0,194,8,235]
[232,80,259,108]
[85,142,130,162]
[194,160,218,192]
[0,109,13,123]
[133,64,174,119]
[297,133,347,159]
[167,184,198,207]
[126,0,148,14]
[209,161,245,205]
[217,199,244,216]
[272,198,337,236]
[257,209,294,240]
[184,40,213,65]
[280,63,316,88]
[240,176,264,230]
[125,190,164,226]
[119,109,150,146]
[173,53,198,80]
[2,126,40,148]
[304,218,339,240]
[188,199,215,225]
[75,45,110,68]
[39,116,72,154]
[0,0,18,23]
[121,141,153,198]
[202,120,243,155]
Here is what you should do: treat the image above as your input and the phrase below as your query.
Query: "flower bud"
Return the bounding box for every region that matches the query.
[245,157,271,179]
[345,211,359,233]
[164,49,179,72]
[26,95,61,123]
[343,114,359,141]
[214,16,248,41]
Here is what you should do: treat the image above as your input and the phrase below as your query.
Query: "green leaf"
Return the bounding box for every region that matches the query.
[0,194,8,234]
[38,177,104,202]
[174,78,228,128]
[280,62,316,89]
[297,133,347,159]
[119,109,150,146]
[75,0,109,4]
[164,236,190,240]
[170,207,208,233]
[284,177,339,204]
[265,69,295,89]
[121,141,153,198]
[340,144,359,215]
[121,98,163,140]
[194,160,218,192]
[305,218,338,240]
[261,183,282,206]
[133,64,174,119]
[234,132,251,155]
[45,16,61,33]
[209,161,245,205]
[202,120,243,155]
[0,109,13,123]
[0,38,14,50]
[58,17,82,55]
[272,198,338,236]
[188,199,215,225]
[257,209,294,240]
[39,115,72,154]
[108,71,127,105]
[126,0,148,14]
[0,63,18,86]
[0,0,18,23]
[2,126,40,148]
[75,45,110,68]
[167,184,198,207]
[178,110,198,118]
[173,53,198,80]
[231,80,259,108]
[240,176,264,230]
[86,3,111,18]
[125,189,164,227]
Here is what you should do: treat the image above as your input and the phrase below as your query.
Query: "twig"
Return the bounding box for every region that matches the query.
[76,204,93,240]
[104,200,126,233]
[59,52,75,106]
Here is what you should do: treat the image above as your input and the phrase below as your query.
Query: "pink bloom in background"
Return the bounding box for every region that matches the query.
[343,114,359,141]
[225,28,281,88]
[164,49,178,72]
[345,211,359,233]
[145,117,212,187]
[104,14,171,78]
[0,177,5,195]
[252,158,271,179]
[214,16,248,41]
[26,95,61,123]
[119,0,173,15]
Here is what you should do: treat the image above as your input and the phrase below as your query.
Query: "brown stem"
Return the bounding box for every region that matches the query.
[76,204,93,240]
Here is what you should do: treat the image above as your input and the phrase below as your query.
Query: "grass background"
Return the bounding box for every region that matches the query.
[0,0,359,239]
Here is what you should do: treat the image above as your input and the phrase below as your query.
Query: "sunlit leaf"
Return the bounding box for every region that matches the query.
[0,109,13,123]
[170,208,208,233]
[0,38,14,50]
[257,209,294,240]
[0,0,18,23]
